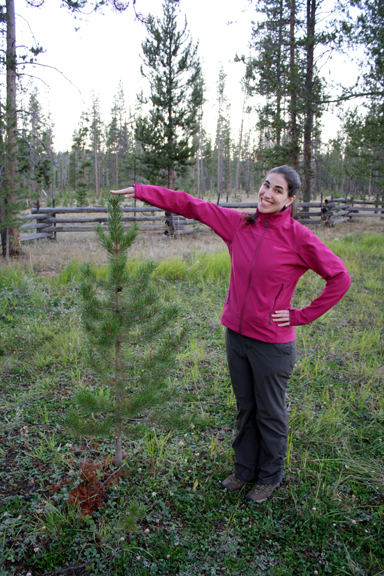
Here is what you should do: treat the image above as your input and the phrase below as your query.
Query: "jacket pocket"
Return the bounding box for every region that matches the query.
[270,284,284,324]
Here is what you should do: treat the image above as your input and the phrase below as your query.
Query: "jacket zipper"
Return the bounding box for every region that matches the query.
[270,284,284,324]
[239,217,268,333]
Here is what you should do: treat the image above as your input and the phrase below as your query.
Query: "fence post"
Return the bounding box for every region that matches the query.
[322,199,339,227]
[164,210,177,238]
[51,197,57,240]
[36,199,40,241]
[5,226,9,261]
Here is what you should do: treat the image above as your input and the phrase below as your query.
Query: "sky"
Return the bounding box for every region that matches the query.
[14,0,360,152]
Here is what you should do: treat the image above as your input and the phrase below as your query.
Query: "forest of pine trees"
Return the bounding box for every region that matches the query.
[0,0,383,242]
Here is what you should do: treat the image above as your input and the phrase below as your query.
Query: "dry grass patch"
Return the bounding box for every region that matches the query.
[16,212,384,275]
[20,229,222,273]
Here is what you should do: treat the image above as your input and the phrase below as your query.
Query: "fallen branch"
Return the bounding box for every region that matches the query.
[43,562,91,576]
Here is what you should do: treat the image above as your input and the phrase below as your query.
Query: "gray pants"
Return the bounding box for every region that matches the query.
[225,328,296,485]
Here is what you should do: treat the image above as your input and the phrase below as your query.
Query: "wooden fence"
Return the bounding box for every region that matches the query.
[320,198,384,226]
[19,198,384,242]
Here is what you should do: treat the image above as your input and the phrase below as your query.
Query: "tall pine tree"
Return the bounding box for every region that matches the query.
[71,113,92,207]
[0,0,137,257]
[244,0,298,168]
[135,0,203,189]
[342,0,384,205]
[19,89,53,202]
[90,94,103,201]
[244,0,349,200]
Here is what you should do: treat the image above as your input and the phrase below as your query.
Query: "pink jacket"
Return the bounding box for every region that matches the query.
[135,184,351,344]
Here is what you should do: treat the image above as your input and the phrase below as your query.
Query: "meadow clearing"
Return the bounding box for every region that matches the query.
[0,218,383,576]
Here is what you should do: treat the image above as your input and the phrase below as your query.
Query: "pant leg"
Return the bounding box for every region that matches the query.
[225,328,259,482]
[225,328,296,484]
[247,339,296,485]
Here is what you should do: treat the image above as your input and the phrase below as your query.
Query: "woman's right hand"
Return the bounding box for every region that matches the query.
[110,187,135,199]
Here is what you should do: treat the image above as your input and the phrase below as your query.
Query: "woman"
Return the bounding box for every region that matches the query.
[111,165,351,503]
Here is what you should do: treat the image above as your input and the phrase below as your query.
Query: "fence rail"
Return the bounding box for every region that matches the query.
[19,198,384,242]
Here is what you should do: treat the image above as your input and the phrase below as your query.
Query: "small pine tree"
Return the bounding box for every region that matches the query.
[67,196,184,467]
[71,118,91,207]
[76,178,87,207]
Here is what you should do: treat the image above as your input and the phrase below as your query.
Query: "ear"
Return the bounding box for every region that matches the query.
[286,195,296,206]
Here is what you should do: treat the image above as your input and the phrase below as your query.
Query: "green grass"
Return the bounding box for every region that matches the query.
[0,232,383,575]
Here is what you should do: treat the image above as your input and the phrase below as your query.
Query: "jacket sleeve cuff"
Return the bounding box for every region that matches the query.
[289,309,298,326]
[134,183,142,199]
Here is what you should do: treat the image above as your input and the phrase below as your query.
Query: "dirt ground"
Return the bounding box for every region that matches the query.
[15,216,384,274]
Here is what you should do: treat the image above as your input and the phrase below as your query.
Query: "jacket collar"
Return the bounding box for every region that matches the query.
[256,207,291,226]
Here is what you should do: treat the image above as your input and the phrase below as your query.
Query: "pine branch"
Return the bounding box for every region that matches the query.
[319,89,384,105]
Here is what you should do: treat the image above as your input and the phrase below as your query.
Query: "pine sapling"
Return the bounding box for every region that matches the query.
[67,196,184,466]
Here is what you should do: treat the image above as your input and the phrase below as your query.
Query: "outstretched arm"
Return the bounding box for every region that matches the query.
[111,184,243,244]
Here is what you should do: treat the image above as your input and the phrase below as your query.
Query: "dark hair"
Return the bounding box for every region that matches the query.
[243,165,301,223]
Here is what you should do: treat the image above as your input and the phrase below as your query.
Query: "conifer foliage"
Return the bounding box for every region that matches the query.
[67,196,184,467]
[135,0,203,188]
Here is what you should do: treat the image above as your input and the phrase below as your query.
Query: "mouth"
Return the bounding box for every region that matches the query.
[260,196,273,205]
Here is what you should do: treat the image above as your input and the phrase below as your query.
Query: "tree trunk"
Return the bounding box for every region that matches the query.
[2,0,21,257]
[197,112,202,199]
[217,115,222,205]
[246,158,251,198]
[114,290,123,468]
[48,127,54,201]
[236,98,245,199]
[94,125,99,201]
[94,147,99,200]
[166,167,176,236]
[303,0,316,202]
[227,151,232,202]
[275,0,284,147]
[245,132,251,198]
[115,152,118,189]
[290,0,298,170]
[165,76,176,235]
[133,139,139,217]
[197,148,200,199]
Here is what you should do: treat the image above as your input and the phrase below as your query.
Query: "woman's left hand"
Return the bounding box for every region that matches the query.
[271,310,290,327]
[110,187,135,199]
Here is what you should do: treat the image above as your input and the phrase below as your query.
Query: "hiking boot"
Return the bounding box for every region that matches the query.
[222,473,247,492]
[246,482,279,503]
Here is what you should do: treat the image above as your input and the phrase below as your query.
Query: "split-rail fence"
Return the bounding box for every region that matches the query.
[19,198,384,242]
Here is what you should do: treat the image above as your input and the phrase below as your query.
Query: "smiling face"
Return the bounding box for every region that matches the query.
[258,172,295,214]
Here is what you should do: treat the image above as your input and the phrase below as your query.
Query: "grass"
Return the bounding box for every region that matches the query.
[0,227,383,576]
